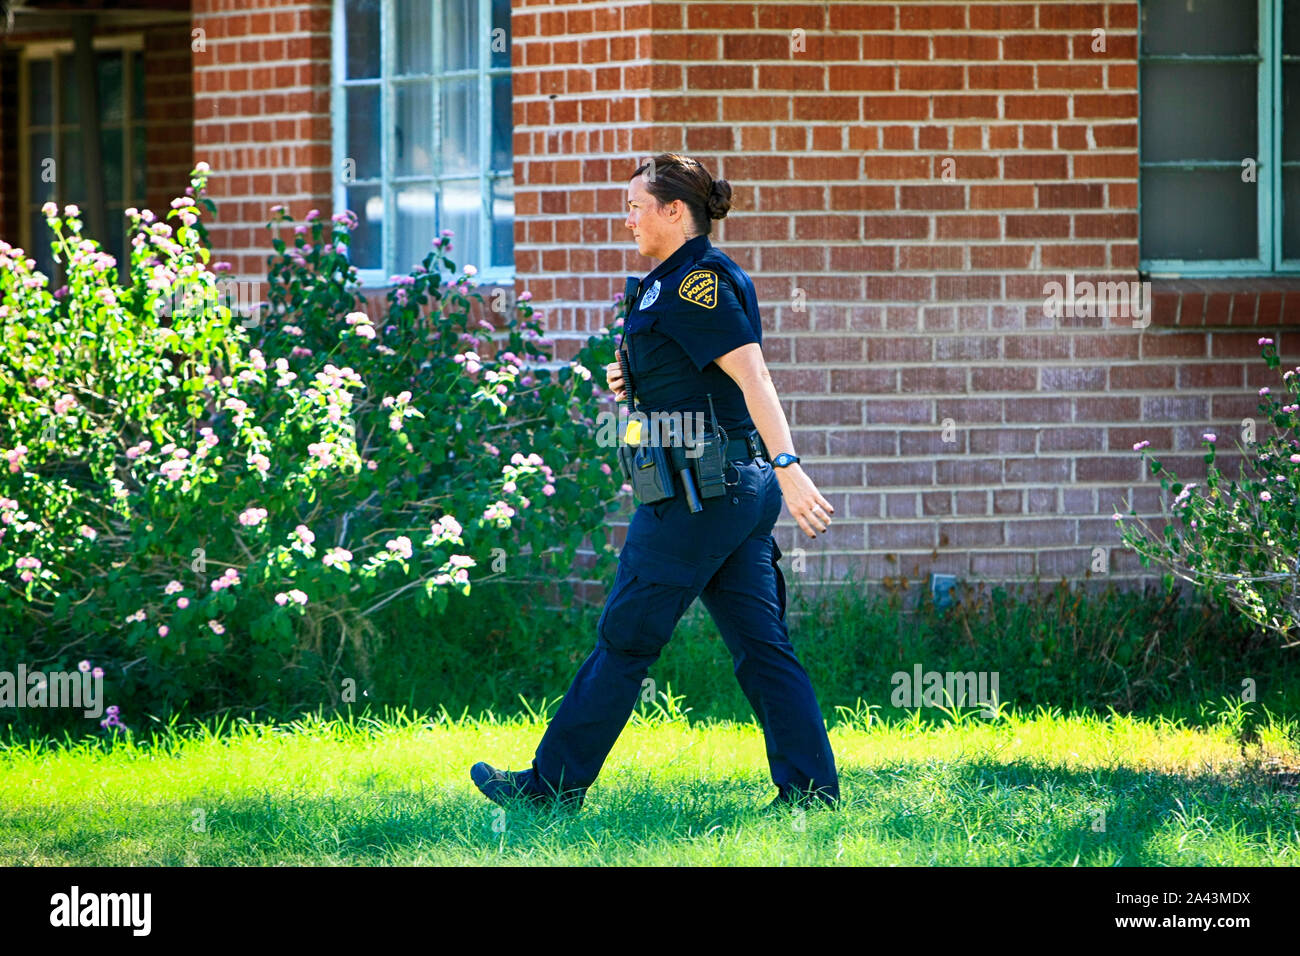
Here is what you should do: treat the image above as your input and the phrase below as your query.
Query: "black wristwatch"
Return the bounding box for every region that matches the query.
[771,453,800,468]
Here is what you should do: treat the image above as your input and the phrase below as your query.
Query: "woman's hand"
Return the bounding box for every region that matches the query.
[773,463,834,539]
[605,361,627,402]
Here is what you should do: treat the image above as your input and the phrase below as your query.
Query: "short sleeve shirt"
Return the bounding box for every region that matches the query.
[620,235,762,433]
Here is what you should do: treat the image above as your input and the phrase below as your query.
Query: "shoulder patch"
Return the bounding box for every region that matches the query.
[678,269,718,309]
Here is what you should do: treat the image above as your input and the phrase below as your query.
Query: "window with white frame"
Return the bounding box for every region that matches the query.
[20,38,146,285]
[333,0,513,286]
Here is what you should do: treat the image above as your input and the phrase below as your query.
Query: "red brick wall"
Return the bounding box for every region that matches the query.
[192,0,333,278]
[509,0,1300,595]
[143,23,196,219]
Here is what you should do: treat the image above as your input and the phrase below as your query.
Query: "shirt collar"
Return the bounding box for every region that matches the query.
[643,234,711,285]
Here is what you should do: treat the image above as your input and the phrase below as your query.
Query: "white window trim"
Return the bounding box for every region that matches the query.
[331,0,514,289]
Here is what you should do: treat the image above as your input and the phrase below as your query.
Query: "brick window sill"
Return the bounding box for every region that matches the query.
[1150,277,1300,328]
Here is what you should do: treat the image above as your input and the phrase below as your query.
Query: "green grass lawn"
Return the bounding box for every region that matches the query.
[2,700,1298,866]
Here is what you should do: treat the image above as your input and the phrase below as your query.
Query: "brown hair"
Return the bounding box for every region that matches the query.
[631,153,732,237]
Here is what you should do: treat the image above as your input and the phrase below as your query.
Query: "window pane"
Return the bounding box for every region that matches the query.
[101,126,124,200]
[63,129,86,202]
[30,131,55,202]
[1141,169,1256,260]
[1282,169,1300,259]
[346,84,382,180]
[59,54,79,125]
[132,124,146,199]
[396,0,433,74]
[1141,0,1256,56]
[442,0,479,72]
[346,183,383,269]
[395,81,433,176]
[102,205,126,277]
[29,59,53,127]
[345,0,381,79]
[440,178,481,270]
[29,209,56,280]
[98,52,123,125]
[131,50,144,121]
[396,181,436,271]
[440,79,478,175]
[490,73,511,173]
[490,0,511,70]
[1141,64,1255,162]
[1285,15,1300,259]
[491,175,513,268]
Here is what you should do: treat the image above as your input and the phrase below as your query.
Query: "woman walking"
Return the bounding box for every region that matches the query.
[471,152,840,813]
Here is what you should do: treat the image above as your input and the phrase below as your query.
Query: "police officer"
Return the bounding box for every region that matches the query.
[471,152,840,813]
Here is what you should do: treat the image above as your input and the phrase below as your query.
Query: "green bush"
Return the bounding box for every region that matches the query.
[0,165,625,733]
[1117,337,1300,645]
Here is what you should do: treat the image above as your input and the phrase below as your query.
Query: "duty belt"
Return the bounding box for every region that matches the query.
[724,428,768,464]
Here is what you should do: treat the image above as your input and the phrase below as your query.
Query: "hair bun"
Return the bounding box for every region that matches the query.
[706,178,732,220]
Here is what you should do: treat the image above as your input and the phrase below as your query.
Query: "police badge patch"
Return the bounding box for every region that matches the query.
[678,269,718,309]
[639,279,661,310]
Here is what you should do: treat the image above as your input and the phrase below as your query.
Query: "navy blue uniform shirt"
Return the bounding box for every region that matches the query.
[620,233,762,433]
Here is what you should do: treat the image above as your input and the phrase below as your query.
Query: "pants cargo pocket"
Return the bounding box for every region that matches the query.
[770,537,787,622]
[599,541,703,657]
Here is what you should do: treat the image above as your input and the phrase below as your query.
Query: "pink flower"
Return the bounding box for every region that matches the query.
[177,597,189,609]
[210,568,241,591]
[78,660,90,673]
[519,291,532,302]
[209,620,225,635]
[238,507,268,527]
[164,580,183,595]
[5,444,28,473]
[158,625,169,638]
[1261,491,1273,501]
[1202,433,1217,444]
[294,524,315,545]
[32,376,51,390]
[434,515,463,538]
[354,324,375,340]
[1259,337,1274,346]
[322,547,352,567]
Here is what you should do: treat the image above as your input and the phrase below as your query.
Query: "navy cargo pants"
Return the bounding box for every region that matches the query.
[523,456,840,807]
